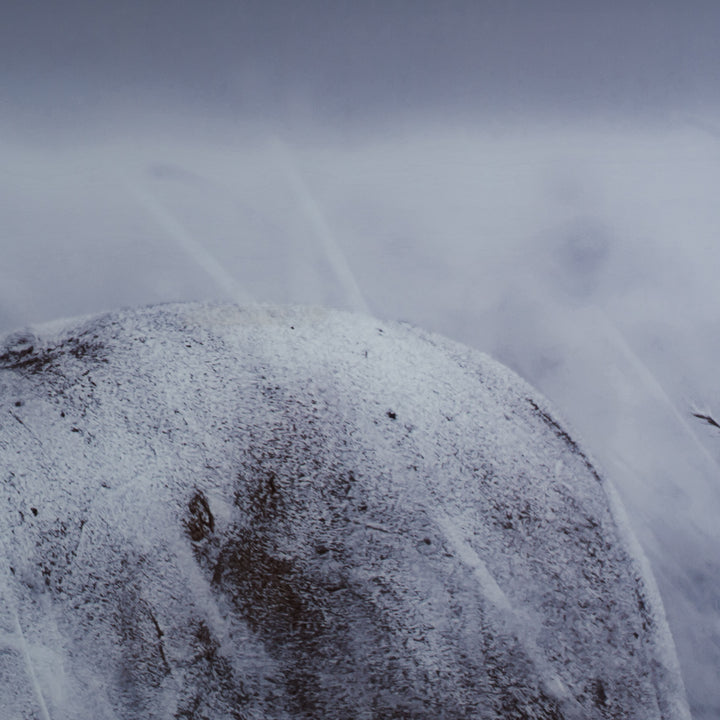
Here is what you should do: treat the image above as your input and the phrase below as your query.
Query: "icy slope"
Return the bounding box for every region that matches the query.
[0,303,689,720]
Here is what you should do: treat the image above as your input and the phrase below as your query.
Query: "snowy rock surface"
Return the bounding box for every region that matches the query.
[0,303,689,720]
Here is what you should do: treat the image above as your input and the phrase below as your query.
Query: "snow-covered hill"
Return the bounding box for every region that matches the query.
[0,303,690,719]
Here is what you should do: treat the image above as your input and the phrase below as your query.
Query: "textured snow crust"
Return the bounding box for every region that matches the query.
[0,302,690,719]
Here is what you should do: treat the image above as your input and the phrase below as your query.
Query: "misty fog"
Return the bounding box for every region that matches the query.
[3,2,720,718]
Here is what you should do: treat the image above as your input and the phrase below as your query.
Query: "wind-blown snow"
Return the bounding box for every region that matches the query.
[0,303,690,719]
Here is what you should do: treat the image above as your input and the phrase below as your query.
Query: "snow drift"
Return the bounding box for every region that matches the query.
[0,303,689,719]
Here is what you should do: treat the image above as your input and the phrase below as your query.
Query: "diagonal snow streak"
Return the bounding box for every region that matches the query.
[271,140,370,315]
[13,612,52,720]
[0,564,52,720]
[435,515,578,713]
[436,515,512,612]
[130,184,254,306]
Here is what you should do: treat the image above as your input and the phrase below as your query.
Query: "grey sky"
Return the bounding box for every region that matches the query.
[4,1,720,133]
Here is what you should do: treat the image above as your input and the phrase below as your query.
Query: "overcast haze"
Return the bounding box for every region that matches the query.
[3,3,720,718]
[4,1,720,132]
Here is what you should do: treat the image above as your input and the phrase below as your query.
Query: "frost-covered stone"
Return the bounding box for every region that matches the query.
[0,303,689,719]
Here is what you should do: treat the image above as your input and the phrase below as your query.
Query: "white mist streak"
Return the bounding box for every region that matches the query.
[13,612,52,720]
[129,184,253,306]
[271,140,370,315]
[595,309,720,475]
